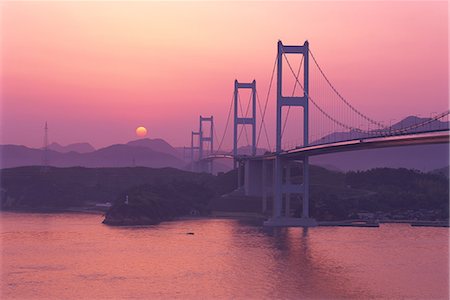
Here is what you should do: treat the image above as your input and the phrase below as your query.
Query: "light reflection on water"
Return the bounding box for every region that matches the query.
[1,212,448,299]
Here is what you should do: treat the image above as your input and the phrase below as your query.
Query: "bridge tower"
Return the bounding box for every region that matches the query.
[265,40,316,227]
[190,131,200,171]
[233,80,257,167]
[199,115,214,173]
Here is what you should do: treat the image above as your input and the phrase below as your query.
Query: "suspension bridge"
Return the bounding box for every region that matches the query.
[186,40,450,227]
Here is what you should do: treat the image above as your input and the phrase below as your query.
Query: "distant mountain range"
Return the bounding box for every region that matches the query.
[1,139,185,169]
[47,142,95,153]
[1,116,448,172]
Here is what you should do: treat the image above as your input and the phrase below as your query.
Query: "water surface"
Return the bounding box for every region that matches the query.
[1,212,448,299]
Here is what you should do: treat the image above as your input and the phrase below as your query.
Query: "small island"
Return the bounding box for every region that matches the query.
[103,181,216,225]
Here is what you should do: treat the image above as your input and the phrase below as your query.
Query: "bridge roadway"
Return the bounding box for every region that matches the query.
[201,129,449,227]
[204,129,449,162]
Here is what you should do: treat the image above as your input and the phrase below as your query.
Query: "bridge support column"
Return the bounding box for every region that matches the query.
[244,160,263,197]
[264,157,317,227]
[262,160,267,213]
[237,161,244,191]
[262,160,274,213]
[285,163,291,217]
[302,157,310,218]
[273,156,283,218]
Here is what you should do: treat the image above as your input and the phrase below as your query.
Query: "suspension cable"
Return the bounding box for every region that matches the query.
[284,53,449,137]
[215,92,234,154]
[309,49,385,128]
[213,122,220,153]
[256,91,271,150]
[256,55,277,151]
[283,53,364,132]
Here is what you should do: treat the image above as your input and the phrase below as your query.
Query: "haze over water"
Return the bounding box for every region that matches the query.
[1,212,448,299]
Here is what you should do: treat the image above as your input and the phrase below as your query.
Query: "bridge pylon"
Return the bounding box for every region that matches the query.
[265,40,317,227]
[199,115,214,173]
[190,131,200,172]
[233,80,257,168]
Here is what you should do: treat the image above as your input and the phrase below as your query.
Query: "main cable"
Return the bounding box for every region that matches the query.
[256,55,277,151]
[215,92,234,154]
[309,49,385,129]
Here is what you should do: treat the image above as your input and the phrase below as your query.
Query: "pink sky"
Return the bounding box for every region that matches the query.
[1,1,448,149]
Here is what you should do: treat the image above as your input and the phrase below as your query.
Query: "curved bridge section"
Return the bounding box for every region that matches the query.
[249,130,449,161]
[202,154,234,161]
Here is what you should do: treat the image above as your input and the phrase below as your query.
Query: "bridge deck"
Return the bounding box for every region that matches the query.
[203,130,449,162]
[247,130,449,161]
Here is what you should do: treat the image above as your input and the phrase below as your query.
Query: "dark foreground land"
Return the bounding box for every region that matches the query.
[0,166,236,225]
[1,166,448,225]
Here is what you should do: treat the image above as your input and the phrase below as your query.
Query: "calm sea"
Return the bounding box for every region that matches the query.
[1,212,448,299]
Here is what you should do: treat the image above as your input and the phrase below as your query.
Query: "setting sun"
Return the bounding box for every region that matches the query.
[135,126,147,137]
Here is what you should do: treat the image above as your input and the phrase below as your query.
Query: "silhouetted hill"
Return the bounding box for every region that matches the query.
[103,181,216,225]
[0,166,236,210]
[391,115,449,131]
[0,144,185,169]
[430,166,449,178]
[48,142,95,153]
[3,145,54,169]
[82,144,184,168]
[339,168,448,220]
[127,138,181,158]
[1,166,447,223]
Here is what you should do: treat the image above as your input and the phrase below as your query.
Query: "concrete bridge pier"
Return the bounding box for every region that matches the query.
[261,160,274,213]
[197,160,211,174]
[302,157,310,219]
[237,161,245,191]
[262,160,268,212]
[244,160,263,196]
[274,156,283,217]
[285,162,291,217]
[264,156,317,227]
